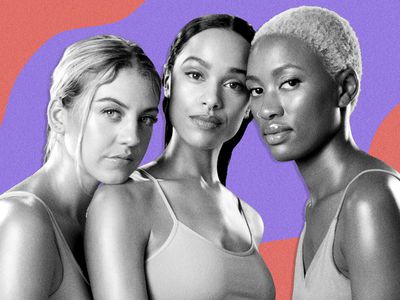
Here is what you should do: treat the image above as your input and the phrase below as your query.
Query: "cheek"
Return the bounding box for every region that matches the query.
[81,117,112,159]
[169,95,189,131]
[227,100,248,124]
[138,127,153,149]
[250,98,263,119]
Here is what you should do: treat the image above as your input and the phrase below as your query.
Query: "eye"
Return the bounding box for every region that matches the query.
[224,81,245,91]
[249,87,264,97]
[280,79,301,90]
[140,116,158,127]
[186,71,203,81]
[102,109,122,121]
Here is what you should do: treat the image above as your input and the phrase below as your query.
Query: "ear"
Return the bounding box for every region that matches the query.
[48,99,66,134]
[163,67,172,98]
[336,67,359,108]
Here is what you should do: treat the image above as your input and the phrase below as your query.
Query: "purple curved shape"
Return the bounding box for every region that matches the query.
[1,0,400,242]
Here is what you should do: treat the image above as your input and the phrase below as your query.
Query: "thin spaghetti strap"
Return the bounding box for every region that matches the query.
[138,169,178,223]
[0,191,89,284]
[334,169,400,220]
[237,198,255,245]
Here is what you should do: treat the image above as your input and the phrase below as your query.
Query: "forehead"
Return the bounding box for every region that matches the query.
[175,28,250,69]
[94,68,159,106]
[248,35,326,76]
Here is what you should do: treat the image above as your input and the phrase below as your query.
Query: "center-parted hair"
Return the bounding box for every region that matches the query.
[163,14,255,185]
[253,6,362,105]
[45,35,161,170]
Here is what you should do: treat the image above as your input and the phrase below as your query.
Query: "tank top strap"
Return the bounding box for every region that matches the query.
[237,198,255,246]
[0,191,89,285]
[334,169,400,221]
[138,169,178,223]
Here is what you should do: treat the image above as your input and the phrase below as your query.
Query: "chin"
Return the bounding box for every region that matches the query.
[97,171,133,185]
[268,144,301,162]
[186,135,222,150]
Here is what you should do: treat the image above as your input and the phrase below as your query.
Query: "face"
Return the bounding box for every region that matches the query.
[167,28,250,150]
[64,68,159,184]
[246,36,341,162]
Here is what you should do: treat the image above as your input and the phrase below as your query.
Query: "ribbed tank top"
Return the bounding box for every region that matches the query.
[292,169,400,300]
[140,170,274,300]
[0,191,92,300]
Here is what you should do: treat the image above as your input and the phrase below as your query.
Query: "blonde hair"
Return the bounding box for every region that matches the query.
[45,35,161,175]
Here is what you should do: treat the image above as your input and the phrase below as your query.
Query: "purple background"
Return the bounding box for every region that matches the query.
[1,0,399,242]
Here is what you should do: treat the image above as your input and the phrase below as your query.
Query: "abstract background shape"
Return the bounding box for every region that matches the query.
[0,0,144,123]
[1,1,399,299]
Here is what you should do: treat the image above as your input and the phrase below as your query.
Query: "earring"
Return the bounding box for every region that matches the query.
[163,86,170,98]
[244,108,251,119]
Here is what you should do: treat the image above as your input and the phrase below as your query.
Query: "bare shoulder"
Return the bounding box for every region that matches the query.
[342,169,400,217]
[87,177,159,235]
[0,194,59,298]
[0,193,54,238]
[337,169,400,296]
[239,199,265,245]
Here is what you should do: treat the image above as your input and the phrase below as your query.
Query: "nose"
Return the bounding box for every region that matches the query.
[256,92,284,120]
[201,83,223,110]
[118,120,140,147]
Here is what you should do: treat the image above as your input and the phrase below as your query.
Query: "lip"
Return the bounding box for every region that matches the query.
[263,123,293,145]
[107,154,135,164]
[189,114,223,130]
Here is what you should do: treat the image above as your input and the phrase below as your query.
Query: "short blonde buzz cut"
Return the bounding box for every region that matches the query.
[253,6,362,104]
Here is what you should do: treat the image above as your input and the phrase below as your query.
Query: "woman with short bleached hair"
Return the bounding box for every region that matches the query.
[0,35,160,299]
[246,6,400,299]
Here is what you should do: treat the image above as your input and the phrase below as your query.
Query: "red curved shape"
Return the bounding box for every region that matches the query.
[369,103,400,172]
[0,0,144,125]
[260,238,299,300]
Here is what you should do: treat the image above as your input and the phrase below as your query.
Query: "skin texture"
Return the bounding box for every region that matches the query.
[0,67,159,299]
[85,28,275,300]
[247,35,400,299]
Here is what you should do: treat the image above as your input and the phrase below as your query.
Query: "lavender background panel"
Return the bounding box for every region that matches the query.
[1,0,399,242]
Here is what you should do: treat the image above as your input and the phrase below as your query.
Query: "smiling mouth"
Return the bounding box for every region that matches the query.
[190,115,222,130]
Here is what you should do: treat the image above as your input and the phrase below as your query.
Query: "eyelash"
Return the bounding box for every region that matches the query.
[224,81,245,91]
[186,71,203,81]
[102,108,122,120]
[249,87,264,97]
[141,116,158,126]
[280,78,301,89]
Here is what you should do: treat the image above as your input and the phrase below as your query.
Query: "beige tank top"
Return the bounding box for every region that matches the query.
[0,191,92,300]
[140,170,275,300]
[292,169,400,300]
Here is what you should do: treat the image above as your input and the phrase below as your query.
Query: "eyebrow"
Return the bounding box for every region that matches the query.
[272,63,305,77]
[246,63,306,83]
[94,98,159,114]
[142,107,159,114]
[94,97,129,109]
[229,68,247,76]
[246,75,260,83]
[182,56,210,69]
[182,56,246,75]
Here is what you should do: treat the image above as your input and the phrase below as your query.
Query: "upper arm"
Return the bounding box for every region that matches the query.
[340,174,400,299]
[85,185,151,300]
[0,198,58,300]
[241,201,265,245]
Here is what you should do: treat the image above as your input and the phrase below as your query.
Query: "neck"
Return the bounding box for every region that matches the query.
[40,146,98,224]
[295,126,359,204]
[159,132,221,184]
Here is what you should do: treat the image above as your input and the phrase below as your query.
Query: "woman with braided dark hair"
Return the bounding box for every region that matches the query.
[85,14,275,300]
